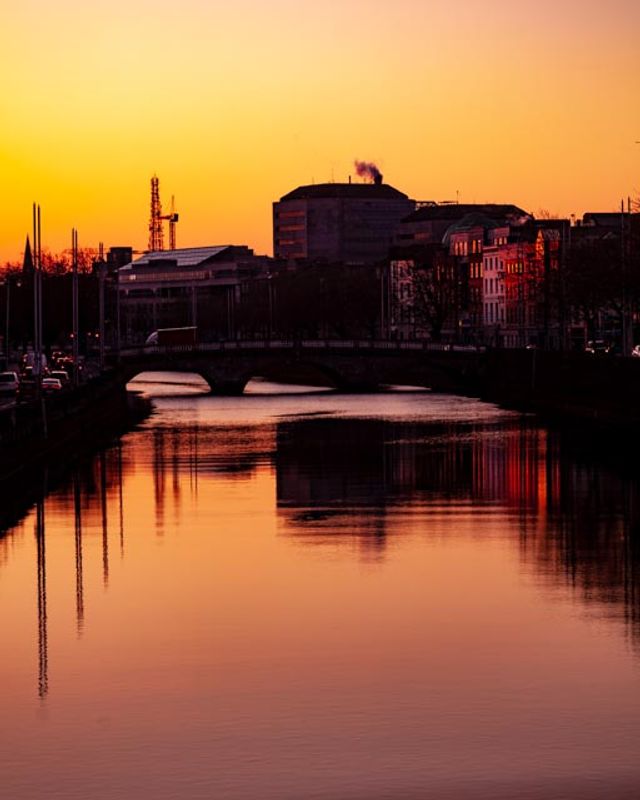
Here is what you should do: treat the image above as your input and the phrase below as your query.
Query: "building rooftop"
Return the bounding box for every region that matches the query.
[278,182,410,202]
[444,212,501,235]
[581,212,628,228]
[403,203,530,224]
[120,246,244,271]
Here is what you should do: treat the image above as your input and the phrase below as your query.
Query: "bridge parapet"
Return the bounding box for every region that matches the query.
[118,338,485,360]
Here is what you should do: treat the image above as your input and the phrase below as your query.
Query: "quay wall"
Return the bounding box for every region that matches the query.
[478,350,640,434]
[0,374,150,491]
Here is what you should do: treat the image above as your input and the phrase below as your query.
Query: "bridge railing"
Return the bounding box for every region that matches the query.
[118,339,486,360]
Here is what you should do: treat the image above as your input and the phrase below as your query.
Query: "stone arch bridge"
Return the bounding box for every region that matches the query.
[114,339,486,395]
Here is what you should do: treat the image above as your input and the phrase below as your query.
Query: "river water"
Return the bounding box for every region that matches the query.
[1,375,639,800]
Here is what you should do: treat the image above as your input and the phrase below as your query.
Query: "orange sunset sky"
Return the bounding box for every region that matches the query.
[1,0,639,263]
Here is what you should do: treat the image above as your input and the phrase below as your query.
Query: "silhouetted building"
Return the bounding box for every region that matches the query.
[106,247,133,275]
[118,245,272,342]
[273,182,415,264]
[394,203,530,247]
[389,206,566,346]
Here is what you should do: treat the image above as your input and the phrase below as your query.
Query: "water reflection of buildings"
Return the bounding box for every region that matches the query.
[2,415,640,698]
[275,417,640,642]
[275,418,552,510]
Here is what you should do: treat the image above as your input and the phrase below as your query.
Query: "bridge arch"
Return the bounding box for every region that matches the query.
[114,342,484,397]
[234,358,346,394]
[124,368,215,393]
[119,358,348,396]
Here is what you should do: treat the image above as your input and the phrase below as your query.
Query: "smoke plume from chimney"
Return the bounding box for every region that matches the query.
[354,159,383,185]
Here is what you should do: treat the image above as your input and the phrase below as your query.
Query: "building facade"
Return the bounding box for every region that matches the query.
[389,206,566,347]
[118,246,272,343]
[273,182,415,264]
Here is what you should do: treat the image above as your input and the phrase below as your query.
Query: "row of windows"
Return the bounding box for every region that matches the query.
[452,241,468,256]
[484,302,505,324]
[277,224,305,233]
[484,278,504,295]
[125,270,208,283]
[452,238,484,256]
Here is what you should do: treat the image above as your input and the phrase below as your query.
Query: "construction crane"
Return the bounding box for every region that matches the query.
[148,176,179,251]
[162,195,179,251]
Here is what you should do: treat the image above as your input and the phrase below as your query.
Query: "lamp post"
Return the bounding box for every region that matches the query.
[267,273,273,339]
[5,279,8,365]
[98,259,106,372]
[2,275,22,367]
[33,203,44,395]
[379,265,386,339]
[1,277,9,366]
[116,267,121,361]
[71,228,79,386]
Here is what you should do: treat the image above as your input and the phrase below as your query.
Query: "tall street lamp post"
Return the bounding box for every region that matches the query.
[4,278,9,364]
[98,258,107,372]
[2,276,22,367]
[267,273,273,339]
[1,278,9,366]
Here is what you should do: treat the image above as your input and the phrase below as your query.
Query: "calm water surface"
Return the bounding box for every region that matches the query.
[1,375,639,800]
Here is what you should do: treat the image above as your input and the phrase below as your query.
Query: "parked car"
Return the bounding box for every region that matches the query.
[42,377,63,394]
[49,369,70,387]
[0,371,19,395]
[585,340,611,355]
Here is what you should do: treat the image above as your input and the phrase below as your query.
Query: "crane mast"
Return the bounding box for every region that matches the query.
[148,176,179,252]
[165,195,179,251]
[148,175,164,251]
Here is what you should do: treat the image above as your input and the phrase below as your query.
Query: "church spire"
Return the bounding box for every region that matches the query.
[22,235,34,276]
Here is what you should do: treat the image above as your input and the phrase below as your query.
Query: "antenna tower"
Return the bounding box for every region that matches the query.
[148,175,164,251]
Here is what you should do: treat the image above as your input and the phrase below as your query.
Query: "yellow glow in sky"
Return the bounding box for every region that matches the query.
[2,0,639,261]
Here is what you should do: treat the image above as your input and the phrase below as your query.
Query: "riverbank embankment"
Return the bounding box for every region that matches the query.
[478,349,640,438]
[0,373,150,490]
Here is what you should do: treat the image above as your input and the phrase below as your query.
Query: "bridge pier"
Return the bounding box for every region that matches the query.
[335,379,381,393]
[212,380,247,396]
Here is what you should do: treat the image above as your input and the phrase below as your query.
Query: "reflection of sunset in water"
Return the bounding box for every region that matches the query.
[1,386,639,799]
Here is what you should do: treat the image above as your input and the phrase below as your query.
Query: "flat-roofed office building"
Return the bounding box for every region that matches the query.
[273,182,414,265]
[118,245,271,342]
